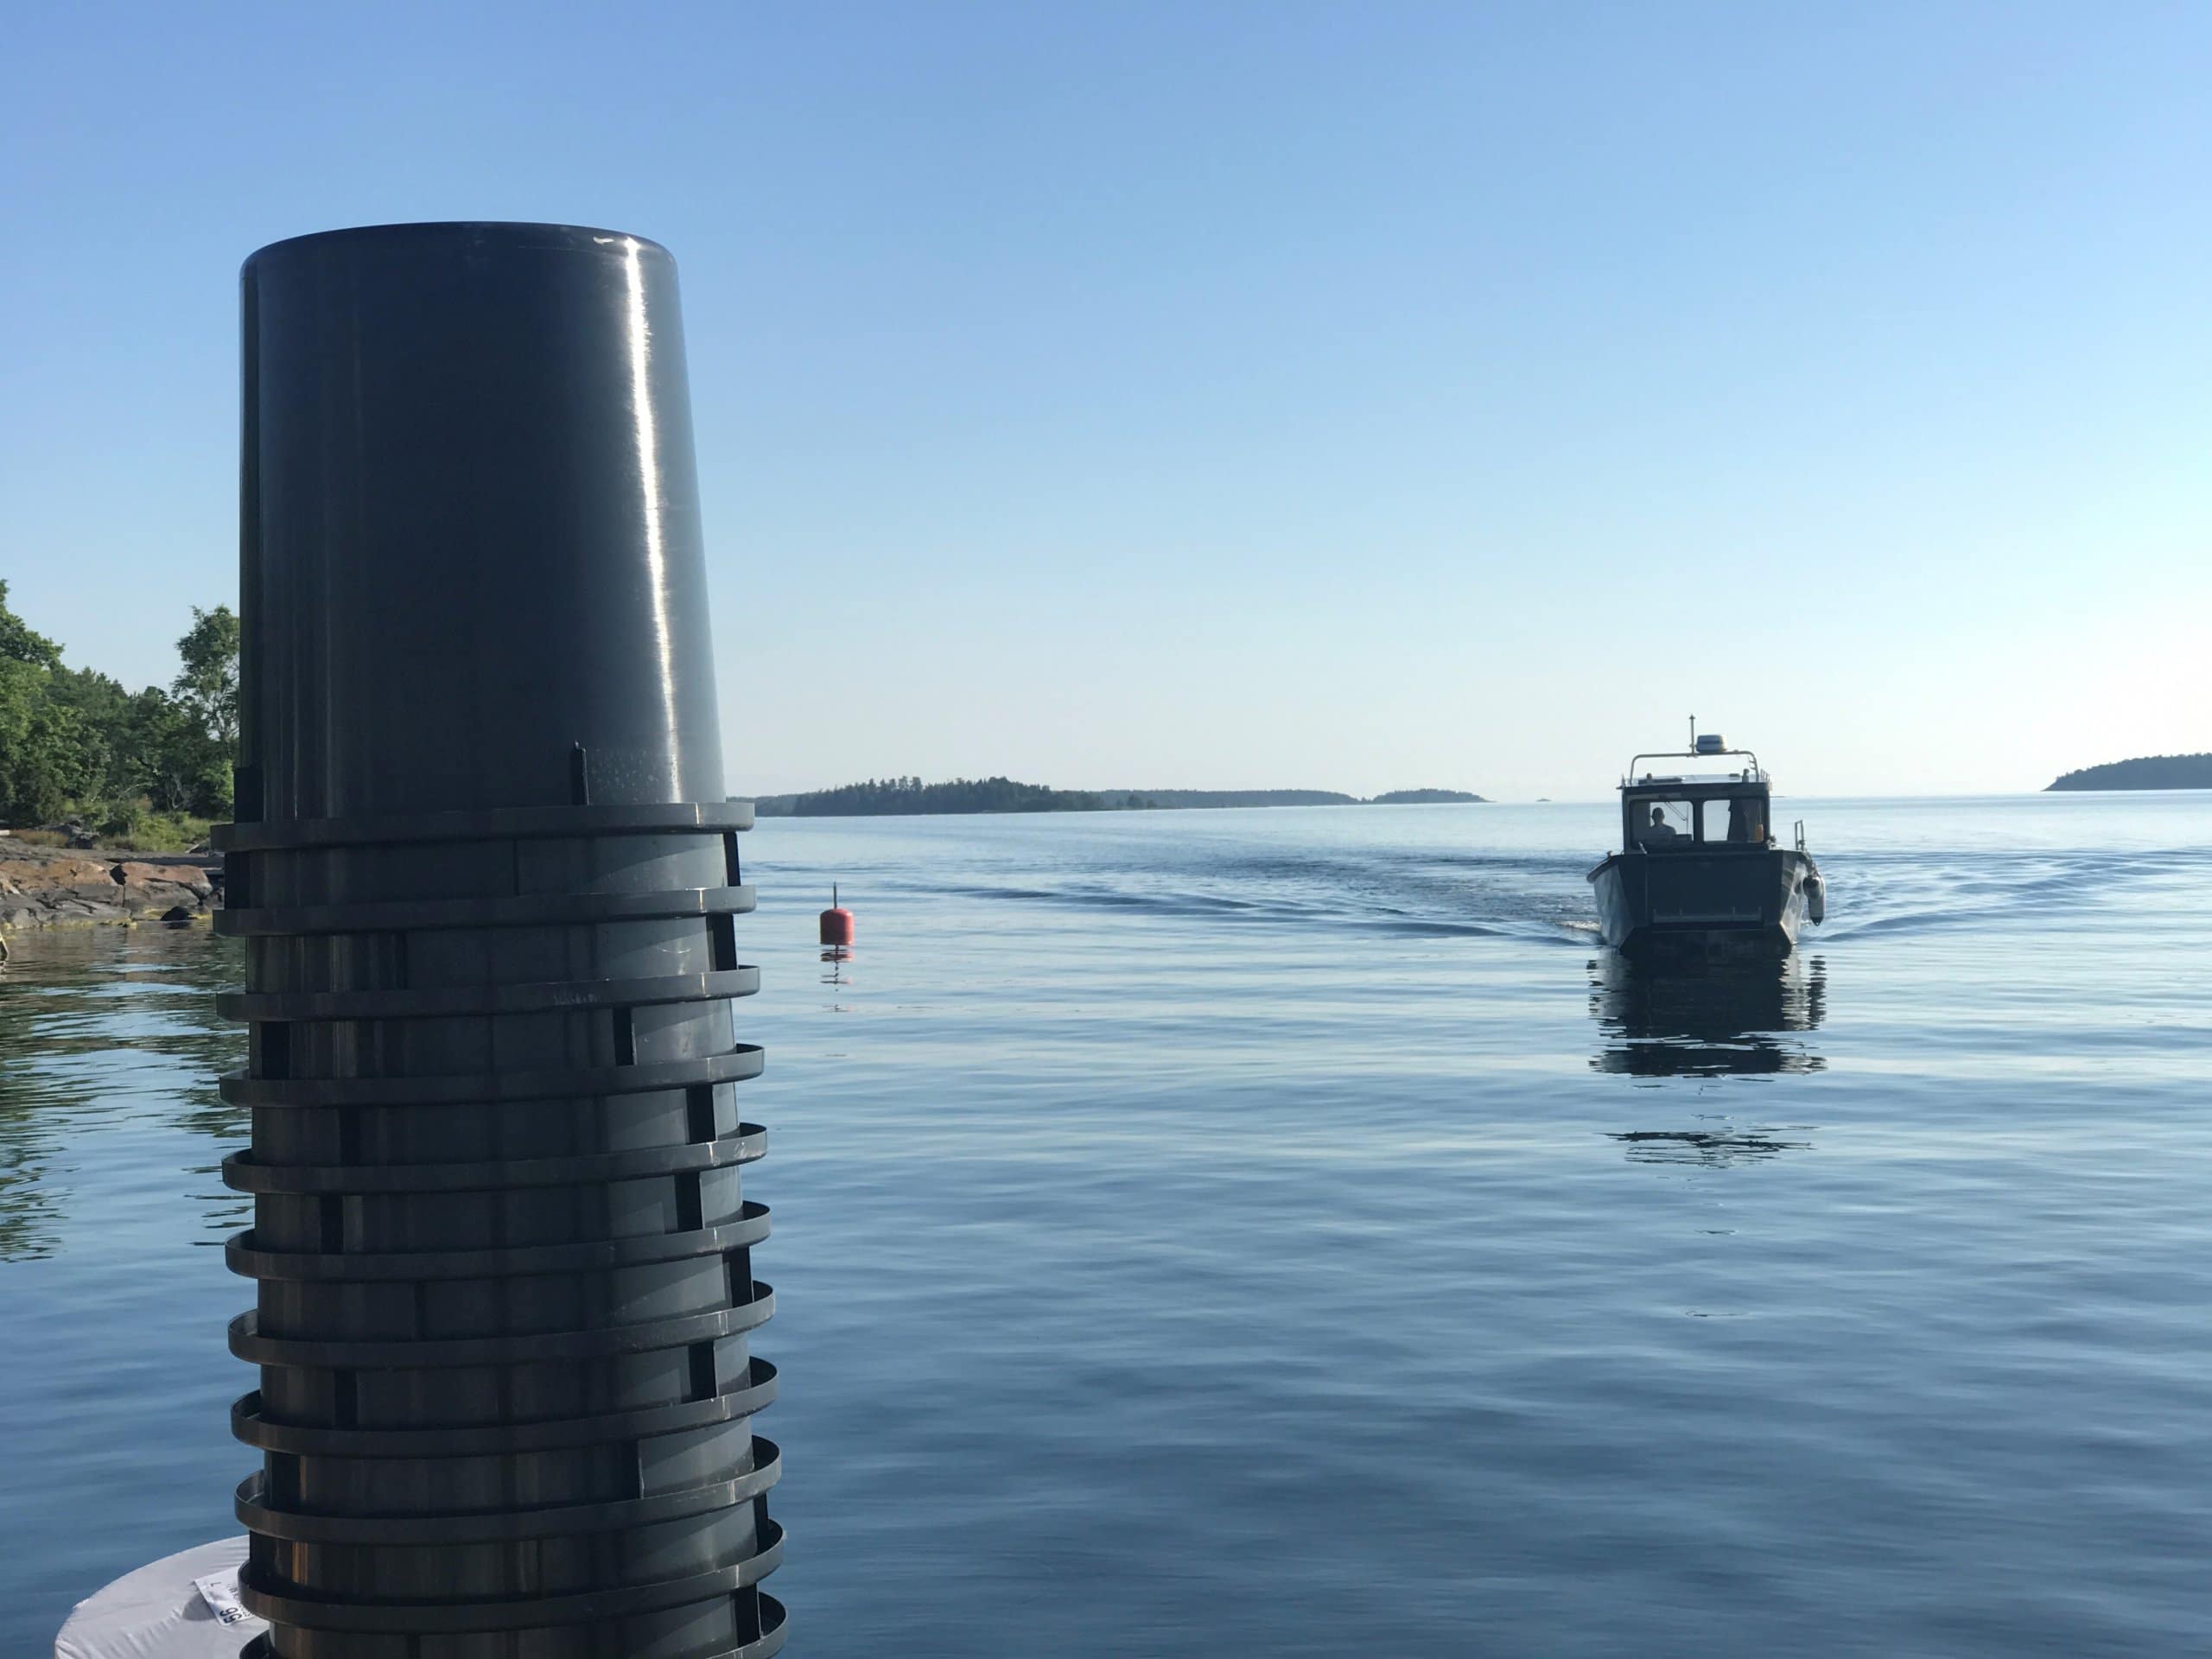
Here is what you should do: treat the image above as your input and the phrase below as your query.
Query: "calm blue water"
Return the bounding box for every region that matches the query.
[4,796,2211,1656]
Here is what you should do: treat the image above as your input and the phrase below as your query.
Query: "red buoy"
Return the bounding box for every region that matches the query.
[819,883,855,948]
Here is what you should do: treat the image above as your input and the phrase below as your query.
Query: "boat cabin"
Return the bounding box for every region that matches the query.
[1590,730,1821,957]
[1619,737,1771,855]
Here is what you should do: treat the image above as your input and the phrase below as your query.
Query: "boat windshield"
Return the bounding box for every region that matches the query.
[1712,797,1767,844]
[1628,793,1769,849]
[1633,799,1694,847]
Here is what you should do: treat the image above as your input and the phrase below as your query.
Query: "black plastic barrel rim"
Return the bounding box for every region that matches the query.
[237,1436,781,1543]
[231,1356,777,1457]
[220,1045,765,1109]
[234,1593,787,1659]
[226,1200,770,1283]
[215,883,756,937]
[238,1518,783,1632]
[231,1601,792,1659]
[231,1282,772,1369]
[218,964,757,1022]
[223,1124,766,1195]
[213,798,753,854]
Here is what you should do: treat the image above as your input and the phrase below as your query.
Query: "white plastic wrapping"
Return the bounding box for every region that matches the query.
[54,1539,264,1659]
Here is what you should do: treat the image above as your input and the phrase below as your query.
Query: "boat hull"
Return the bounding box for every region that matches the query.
[1588,848,1813,959]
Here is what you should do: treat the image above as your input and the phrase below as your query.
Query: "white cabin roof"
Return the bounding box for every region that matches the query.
[1624,771,1768,790]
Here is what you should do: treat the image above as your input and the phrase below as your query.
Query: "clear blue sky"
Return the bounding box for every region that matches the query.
[4,3,2206,798]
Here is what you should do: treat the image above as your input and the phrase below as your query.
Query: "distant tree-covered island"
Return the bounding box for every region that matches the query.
[747,778,1489,817]
[771,777,1106,816]
[2047,754,2212,791]
[1096,789,1356,810]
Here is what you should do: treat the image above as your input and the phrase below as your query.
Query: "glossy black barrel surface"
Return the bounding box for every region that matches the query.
[216,223,781,1658]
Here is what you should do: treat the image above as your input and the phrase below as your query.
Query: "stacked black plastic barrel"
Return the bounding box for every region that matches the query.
[213,223,783,1658]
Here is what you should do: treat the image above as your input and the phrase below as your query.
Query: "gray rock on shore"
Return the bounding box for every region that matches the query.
[0,837,221,931]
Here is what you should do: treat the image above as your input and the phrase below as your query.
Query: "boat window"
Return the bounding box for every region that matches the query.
[1632,799,1694,847]
[1701,797,1768,844]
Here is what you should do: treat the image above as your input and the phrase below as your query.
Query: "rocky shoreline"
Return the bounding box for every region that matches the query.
[0,836,221,935]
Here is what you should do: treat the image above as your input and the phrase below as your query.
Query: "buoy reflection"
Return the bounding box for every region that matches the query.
[819,944,855,1009]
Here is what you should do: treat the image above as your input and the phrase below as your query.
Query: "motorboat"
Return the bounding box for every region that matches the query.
[1586,732,1825,957]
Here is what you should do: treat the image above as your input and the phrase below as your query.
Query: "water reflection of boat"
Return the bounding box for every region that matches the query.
[1607,1125,1813,1167]
[1588,952,1827,1077]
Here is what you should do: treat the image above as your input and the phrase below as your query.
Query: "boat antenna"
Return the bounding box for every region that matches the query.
[1688,714,1696,753]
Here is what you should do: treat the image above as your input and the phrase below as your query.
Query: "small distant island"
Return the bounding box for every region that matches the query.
[748,777,1488,817]
[2047,754,2212,791]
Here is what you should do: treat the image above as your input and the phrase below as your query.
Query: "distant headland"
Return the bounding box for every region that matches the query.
[2046,754,2212,791]
[747,778,1488,817]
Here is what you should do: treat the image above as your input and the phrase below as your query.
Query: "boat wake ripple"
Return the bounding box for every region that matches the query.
[925,848,1600,944]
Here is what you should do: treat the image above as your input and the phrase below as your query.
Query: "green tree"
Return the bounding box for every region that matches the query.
[118,686,220,814]
[173,605,240,748]
[0,581,62,674]
[45,664,133,798]
[0,586,238,828]
[3,698,100,823]
[0,582,68,824]
[145,604,242,817]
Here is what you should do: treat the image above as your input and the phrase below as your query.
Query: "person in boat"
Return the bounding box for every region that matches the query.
[1726,799,1765,843]
[1641,804,1680,844]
